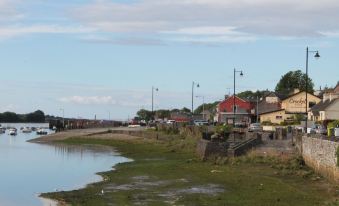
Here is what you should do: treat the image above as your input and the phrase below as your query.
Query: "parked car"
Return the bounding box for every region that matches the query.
[166,120,176,124]
[314,124,327,135]
[234,122,247,128]
[194,120,209,126]
[248,123,262,132]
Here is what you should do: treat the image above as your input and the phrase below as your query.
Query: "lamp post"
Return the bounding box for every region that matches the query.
[192,82,200,119]
[107,111,111,121]
[152,86,159,120]
[233,68,244,127]
[305,47,320,133]
[196,95,205,120]
[60,108,65,128]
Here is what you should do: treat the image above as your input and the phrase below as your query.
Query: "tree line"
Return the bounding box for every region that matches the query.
[0,110,45,123]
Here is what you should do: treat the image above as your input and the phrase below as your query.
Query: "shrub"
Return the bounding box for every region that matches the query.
[215,124,232,137]
[336,146,339,167]
[328,120,339,128]
[262,121,273,126]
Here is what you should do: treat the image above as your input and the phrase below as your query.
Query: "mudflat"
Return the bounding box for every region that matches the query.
[37,129,339,206]
[29,127,144,143]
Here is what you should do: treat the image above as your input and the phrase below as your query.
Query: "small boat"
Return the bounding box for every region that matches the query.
[0,127,5,134]
[22,127,32,133]
[9,128,17,136]
[36,129,48,135]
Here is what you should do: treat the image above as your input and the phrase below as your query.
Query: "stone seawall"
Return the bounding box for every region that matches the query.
[301,136,339,183]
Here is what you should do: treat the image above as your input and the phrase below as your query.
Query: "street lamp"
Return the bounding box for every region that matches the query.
[60,108,65,128]
[107,110,111,121]
[152,86,159,120]
[196,95,205,120]
[233,68,244,127]
[192,81,200,119]
[305,47,320,132]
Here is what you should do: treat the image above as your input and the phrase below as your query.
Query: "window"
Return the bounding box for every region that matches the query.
[233,105,238,113]
[276,116,283,119]
[309,102,316,108]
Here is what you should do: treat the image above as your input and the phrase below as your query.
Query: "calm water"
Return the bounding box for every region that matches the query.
[0,123,130,206]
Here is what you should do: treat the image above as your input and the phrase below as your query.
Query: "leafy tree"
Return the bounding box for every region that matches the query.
[275,70,314,95]
[26,110,45,123]
[181,107,191,113]
[0,112,20,122]
[155,110,171,119]
[136,109,153,121]
[237,90,272,100]
[194,101,220,115]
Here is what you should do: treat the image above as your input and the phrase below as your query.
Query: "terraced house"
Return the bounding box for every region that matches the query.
[309,83,339,122]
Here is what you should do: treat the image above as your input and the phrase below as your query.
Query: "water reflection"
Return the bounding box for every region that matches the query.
[0,123,130,206]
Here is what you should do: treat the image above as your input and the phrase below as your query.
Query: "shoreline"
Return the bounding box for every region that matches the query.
[35,129,339,205]
[29,128,141,206]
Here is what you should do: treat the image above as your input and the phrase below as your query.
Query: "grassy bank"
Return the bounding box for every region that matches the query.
[41,134,339,206]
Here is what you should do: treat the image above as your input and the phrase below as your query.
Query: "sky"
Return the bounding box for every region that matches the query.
[0,0,338,120]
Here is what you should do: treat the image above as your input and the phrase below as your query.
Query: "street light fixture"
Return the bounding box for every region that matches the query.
[305,47,320,132]
[233,68,244,127]
[152,86,159,120]
[192,81,200,119]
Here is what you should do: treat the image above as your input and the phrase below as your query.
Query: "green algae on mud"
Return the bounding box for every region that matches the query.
[42,137,339,206]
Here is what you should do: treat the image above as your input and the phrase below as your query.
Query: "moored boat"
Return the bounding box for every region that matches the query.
[9,128,17,136]
[0,127,5,134]
[22,127,32,133]
[36,129,48,135]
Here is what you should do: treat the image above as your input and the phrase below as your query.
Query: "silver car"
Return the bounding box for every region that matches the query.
[248,123,262,132]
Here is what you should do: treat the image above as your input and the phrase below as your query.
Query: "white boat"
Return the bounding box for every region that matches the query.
[22,127,32,133]
[9,129,17,136]
[36,129,48,135]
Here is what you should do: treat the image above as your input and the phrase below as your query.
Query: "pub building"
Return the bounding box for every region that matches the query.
[259,90,321,124]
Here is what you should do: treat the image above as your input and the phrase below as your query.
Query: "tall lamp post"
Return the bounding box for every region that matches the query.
[107,110,111,121]
[305,47,320,132]
[152,86,159,120]
[196,95,205,120]
[233,68,244,127]
[192,82,200,119]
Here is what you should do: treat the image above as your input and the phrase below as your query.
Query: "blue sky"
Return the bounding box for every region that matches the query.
[0,0,338,120]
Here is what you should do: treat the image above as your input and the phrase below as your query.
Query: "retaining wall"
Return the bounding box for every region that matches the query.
[299,136,339,183]
[196,140,228,160]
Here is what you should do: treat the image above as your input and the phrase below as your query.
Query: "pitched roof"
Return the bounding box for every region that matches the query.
[259,109,285,115]
[311,98,339,112]
[258,102,281,115]
[281,91,320,101]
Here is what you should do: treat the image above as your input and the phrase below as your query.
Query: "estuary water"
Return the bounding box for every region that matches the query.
[0,123,130,206]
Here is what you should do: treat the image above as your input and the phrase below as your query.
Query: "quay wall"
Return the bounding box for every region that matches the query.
[297,136,339,183]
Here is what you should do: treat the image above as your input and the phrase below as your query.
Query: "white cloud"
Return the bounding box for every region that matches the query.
[59,96,116,105]
[80,34,165,45]
[58,94,152,107]
[70,0,339,43]
[0,0,23,22]
[0,25,96,39]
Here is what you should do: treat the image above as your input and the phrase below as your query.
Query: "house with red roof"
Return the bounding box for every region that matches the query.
[216,95,255,125]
